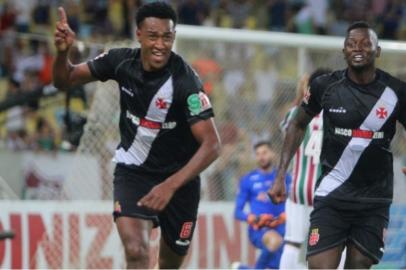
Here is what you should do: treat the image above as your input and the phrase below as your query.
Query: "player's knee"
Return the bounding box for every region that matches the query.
[346,253,373,269]
[307,253,340,269]
[307,257,332,269]
[263,230,283,252]
[123,241,149,262]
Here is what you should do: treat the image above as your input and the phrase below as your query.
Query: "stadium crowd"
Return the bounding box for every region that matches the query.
[2,0,406,39]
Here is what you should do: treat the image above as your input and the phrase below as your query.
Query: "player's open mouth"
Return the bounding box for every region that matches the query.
[353,55,364,62]
[152,51,166,61]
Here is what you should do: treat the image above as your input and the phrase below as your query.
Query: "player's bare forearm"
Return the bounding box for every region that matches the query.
[166,118,221,191]
[269,108,311,204]
[53,57,94,89]
[276,107,312,180]
[53,52,73,89]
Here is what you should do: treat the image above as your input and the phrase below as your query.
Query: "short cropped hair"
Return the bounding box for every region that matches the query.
[135,1,177,28]
[347,21,371,33]
[254,141,272,150]
[345,21,379,47]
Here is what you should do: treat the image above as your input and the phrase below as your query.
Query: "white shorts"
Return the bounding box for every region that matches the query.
[284,198,313,244]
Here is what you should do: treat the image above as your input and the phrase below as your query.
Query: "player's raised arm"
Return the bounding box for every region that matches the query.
[53,7,95,89]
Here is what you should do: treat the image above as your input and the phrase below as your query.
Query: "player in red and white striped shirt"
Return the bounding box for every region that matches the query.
[279,69,336,269]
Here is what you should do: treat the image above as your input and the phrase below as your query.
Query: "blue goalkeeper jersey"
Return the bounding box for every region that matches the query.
[234,168,291,222]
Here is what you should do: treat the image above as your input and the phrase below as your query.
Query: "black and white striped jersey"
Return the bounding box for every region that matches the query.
[87,48,214,176]
[302,69,406,205]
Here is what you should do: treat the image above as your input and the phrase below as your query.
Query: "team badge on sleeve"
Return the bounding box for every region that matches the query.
[187,91,212,116]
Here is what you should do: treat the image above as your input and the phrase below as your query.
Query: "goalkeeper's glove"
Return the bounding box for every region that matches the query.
[268,212,286,228]
[257,213,275,228]
[247,213,276,230]
[247,214,260,230]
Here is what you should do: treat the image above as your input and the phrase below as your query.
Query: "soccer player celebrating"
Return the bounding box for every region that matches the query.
[234,141,291,269]
[269,21,406,269]
[53,2,221,269]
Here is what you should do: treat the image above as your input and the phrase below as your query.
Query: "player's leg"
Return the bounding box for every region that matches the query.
[158,237,186,269]
[345,204,389,269]
[307,244,344,269]
[343,242,374,269]
[262,229,283,252]
[245,228,283,269]
[113,165,160,269]
[158,178,201,269]
[255,234,284,270]
[280,199,309,269]
[306,198,348,269]
[280,242,302,269]
[116,217,153,268]
[255,248,273,269]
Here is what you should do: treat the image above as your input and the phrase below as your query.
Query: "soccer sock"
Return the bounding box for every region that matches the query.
[279,244,301,269]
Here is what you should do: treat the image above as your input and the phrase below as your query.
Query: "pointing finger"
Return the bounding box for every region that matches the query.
[58,7,68,24]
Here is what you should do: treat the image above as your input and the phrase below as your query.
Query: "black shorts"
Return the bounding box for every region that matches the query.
[113,164,200,256]
[306,197,389,264]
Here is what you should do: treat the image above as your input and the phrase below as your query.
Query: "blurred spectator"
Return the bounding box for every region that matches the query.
[178,0,208,26]
[32,0,50,28]
[122,0,142,38]
[82,0,110,36]
[344,0,371,22]
[267,0,288,31]
[253,59,278,120]
[192,50,222,96]
[212,0,232,28]
[65,0,81,34]
[13,0,36,33]
[38,41,53,86]
[398,1,406,40]
[0,2,16,33]
[307,0,328,35]
[381,0,403,40]
[328,0,349,36]
[228,0,253,28]
[371,0,388,19]
[289,1,313,34]
[4,78,28,151]
[12,39,42,84]
[33,117,56,152]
